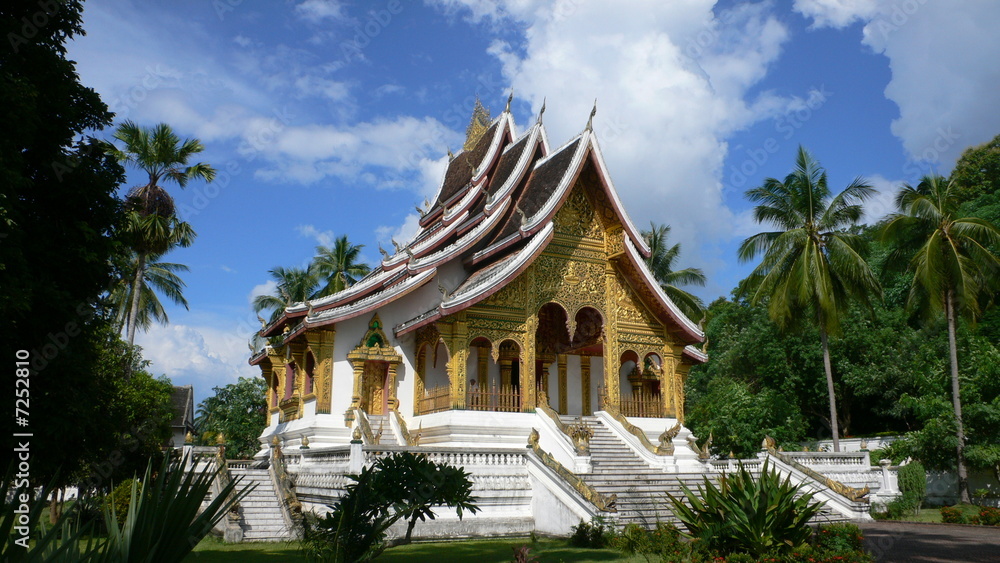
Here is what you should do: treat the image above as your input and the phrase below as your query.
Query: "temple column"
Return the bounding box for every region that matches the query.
[662,346,681,417]
[386,361,399,411]
[499,359,513,388]
[305,329,335,414]
[345,358,364,426]
[675,364,691,424]
[413,347,426,416]
[557,354,568,414]
[478,344,490,386]
[521,314,538,411]
[581,354,592,416]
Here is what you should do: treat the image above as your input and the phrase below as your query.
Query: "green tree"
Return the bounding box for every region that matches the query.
[195,377,268,459]
[1,0,128,486]
[106,120,215,344]
[738,146,880,452]
[313,235,371,297]
[252,265,320,323]
[880,174,1000,503]
[951,133,1000,203]
[110,249,192,335]
[641,223,707,320]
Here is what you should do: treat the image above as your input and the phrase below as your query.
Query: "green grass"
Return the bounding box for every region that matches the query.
[880,504,982,524]
[185,536,636,562]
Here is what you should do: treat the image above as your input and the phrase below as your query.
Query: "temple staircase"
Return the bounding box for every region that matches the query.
[366,414,401,446]
[229,467,291,541]
[561,415,851,526]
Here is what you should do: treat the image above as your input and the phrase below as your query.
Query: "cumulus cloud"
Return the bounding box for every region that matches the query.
[795,0,1000,171]
[297,224,337,247]
[376,213,422,247]
[296,0,346,22]
[135,324,259,393]
[429,0,796,272]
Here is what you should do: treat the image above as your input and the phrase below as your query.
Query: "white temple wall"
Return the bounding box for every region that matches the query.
[425,341,449,389]
[589,356,602,413]
[545,361,557,409]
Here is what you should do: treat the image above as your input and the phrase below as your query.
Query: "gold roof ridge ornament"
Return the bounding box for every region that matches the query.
[463,96,491,151]
[586,98,597,131]
[505,89,513,113]
[537,97,546,124]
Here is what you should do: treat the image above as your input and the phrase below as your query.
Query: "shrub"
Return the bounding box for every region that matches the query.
[897,461,926,507]
[105,478,141,527]
[882,494,920,520]
[973,506,1000,526]
[569,516,615,548]
[666,460,824,558]
[511,544,539,563]
[816,522,865,553]
[940,505,968,524]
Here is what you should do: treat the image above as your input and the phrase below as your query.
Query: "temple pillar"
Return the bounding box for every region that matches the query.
[675,364,691,424]
[499,359,513,388]
[346,358,364,426]
[305,329,335,414]
[386,361,399,411]
[581,354,592,415]
[478,344,489,386]
[521,314,538,411]
[557,354,568,414]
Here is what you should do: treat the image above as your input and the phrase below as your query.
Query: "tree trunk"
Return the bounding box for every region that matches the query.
[126,253,146,346]
[404,515,417,544]
[819,327,840,452]
[946,288,971,504]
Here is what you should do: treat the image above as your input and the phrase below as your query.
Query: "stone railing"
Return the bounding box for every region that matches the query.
[601,407,673,456]
[350,407,376,444]
[536,404,592,457]
[779,451,870,469]
[390,408,420,446]
[526,428,616,512]
[766,447,870,504]
[269,438,303,539]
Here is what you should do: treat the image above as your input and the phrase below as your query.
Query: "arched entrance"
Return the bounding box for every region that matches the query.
[535,303,604,415]
[347,314,402,416]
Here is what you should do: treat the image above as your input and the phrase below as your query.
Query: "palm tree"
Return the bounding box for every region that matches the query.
[880,174,1000,502]
[738,146,880,452]
[107,120,215,344]
[312,235,371,297]
[252,266,321,323]
[641,223,707,320]
[111,250,192,335]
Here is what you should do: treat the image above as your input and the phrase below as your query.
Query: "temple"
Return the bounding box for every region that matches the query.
[242,98,877,541]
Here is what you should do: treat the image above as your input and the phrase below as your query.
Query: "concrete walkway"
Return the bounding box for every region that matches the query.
[860,522,1000,562]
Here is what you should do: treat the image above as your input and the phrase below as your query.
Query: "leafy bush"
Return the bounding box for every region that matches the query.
[666,460,824,558]
[510,544,539,563]
[105,478,141,526]
[881,494,920,520]
[973,506,1000,526]
[568,516,615,548]
[816,523,865,553]
[940,505,968,524]
[897,462,926,505]
[302,452,479,562]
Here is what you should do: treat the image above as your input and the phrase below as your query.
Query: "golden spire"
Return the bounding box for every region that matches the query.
[463,97,492,151]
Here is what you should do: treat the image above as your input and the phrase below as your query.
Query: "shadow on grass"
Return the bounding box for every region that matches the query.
[379,538,628,563]
[185,537,307,562]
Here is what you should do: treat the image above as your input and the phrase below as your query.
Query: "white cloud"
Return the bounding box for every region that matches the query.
[861,173,901,224]
[375,213,422,247]
[297,224,336,247]
[793,0,878,28]
[249,280,278,307]
[430,0,795,275]
[796,1,1000,170]
[296,0,346,22]
[135,324,258,393]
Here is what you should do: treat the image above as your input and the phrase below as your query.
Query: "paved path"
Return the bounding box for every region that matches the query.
[860,522,1000,562]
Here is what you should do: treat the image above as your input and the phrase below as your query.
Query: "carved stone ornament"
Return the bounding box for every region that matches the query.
[762,435,777,451]
[567,421,593,456]
[351,426,363,442]
[657,422,681,455]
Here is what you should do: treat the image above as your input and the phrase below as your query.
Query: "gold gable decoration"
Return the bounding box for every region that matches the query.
[463,98,491,151]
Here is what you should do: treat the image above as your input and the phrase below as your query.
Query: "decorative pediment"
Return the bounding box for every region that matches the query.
[347,314,401,363]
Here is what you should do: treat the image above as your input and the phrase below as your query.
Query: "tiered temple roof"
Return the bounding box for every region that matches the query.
[254,102,706,365]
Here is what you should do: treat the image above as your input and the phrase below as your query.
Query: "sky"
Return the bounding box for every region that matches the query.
[67,0,1000,404]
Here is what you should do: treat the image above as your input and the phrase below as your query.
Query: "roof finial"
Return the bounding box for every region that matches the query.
[464,97,491,151]
[378,243,389,259]
[505,89,513,113]
[537,97,546,124]
[586,98,597,131]
[447,147,455,160]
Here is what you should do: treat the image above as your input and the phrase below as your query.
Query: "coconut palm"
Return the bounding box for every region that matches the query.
[107,120,215,344]
[738,146,880,452]
[642,223,707,320]
[111,251,191,335]
[313,235,371,297]
[880,174,1000,502]
[252,266,321,323]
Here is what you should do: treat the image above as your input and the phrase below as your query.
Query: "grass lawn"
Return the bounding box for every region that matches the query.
[881,504,982,524]
[185,536,635,562]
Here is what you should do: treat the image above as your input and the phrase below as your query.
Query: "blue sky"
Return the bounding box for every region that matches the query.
[68,0,1000,403]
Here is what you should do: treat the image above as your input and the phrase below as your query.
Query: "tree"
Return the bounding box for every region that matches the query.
[880,174,1000,503]
[106,120,215,344]
[252,266,320,323]
[641,223,707,320]
[1,0,128,485]
[195,377,268,459]
[738,146,880,452]
[313,235,371,297]
[951,133,1000,203]
[110,249,192,335]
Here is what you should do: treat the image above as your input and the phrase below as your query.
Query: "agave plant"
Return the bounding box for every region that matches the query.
[2,453,250,562]
[665,460,824,558]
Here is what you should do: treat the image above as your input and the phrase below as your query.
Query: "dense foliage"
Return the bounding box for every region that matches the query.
[302,452,479,562]
[195,377,268,459]
[666,461,824,558]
